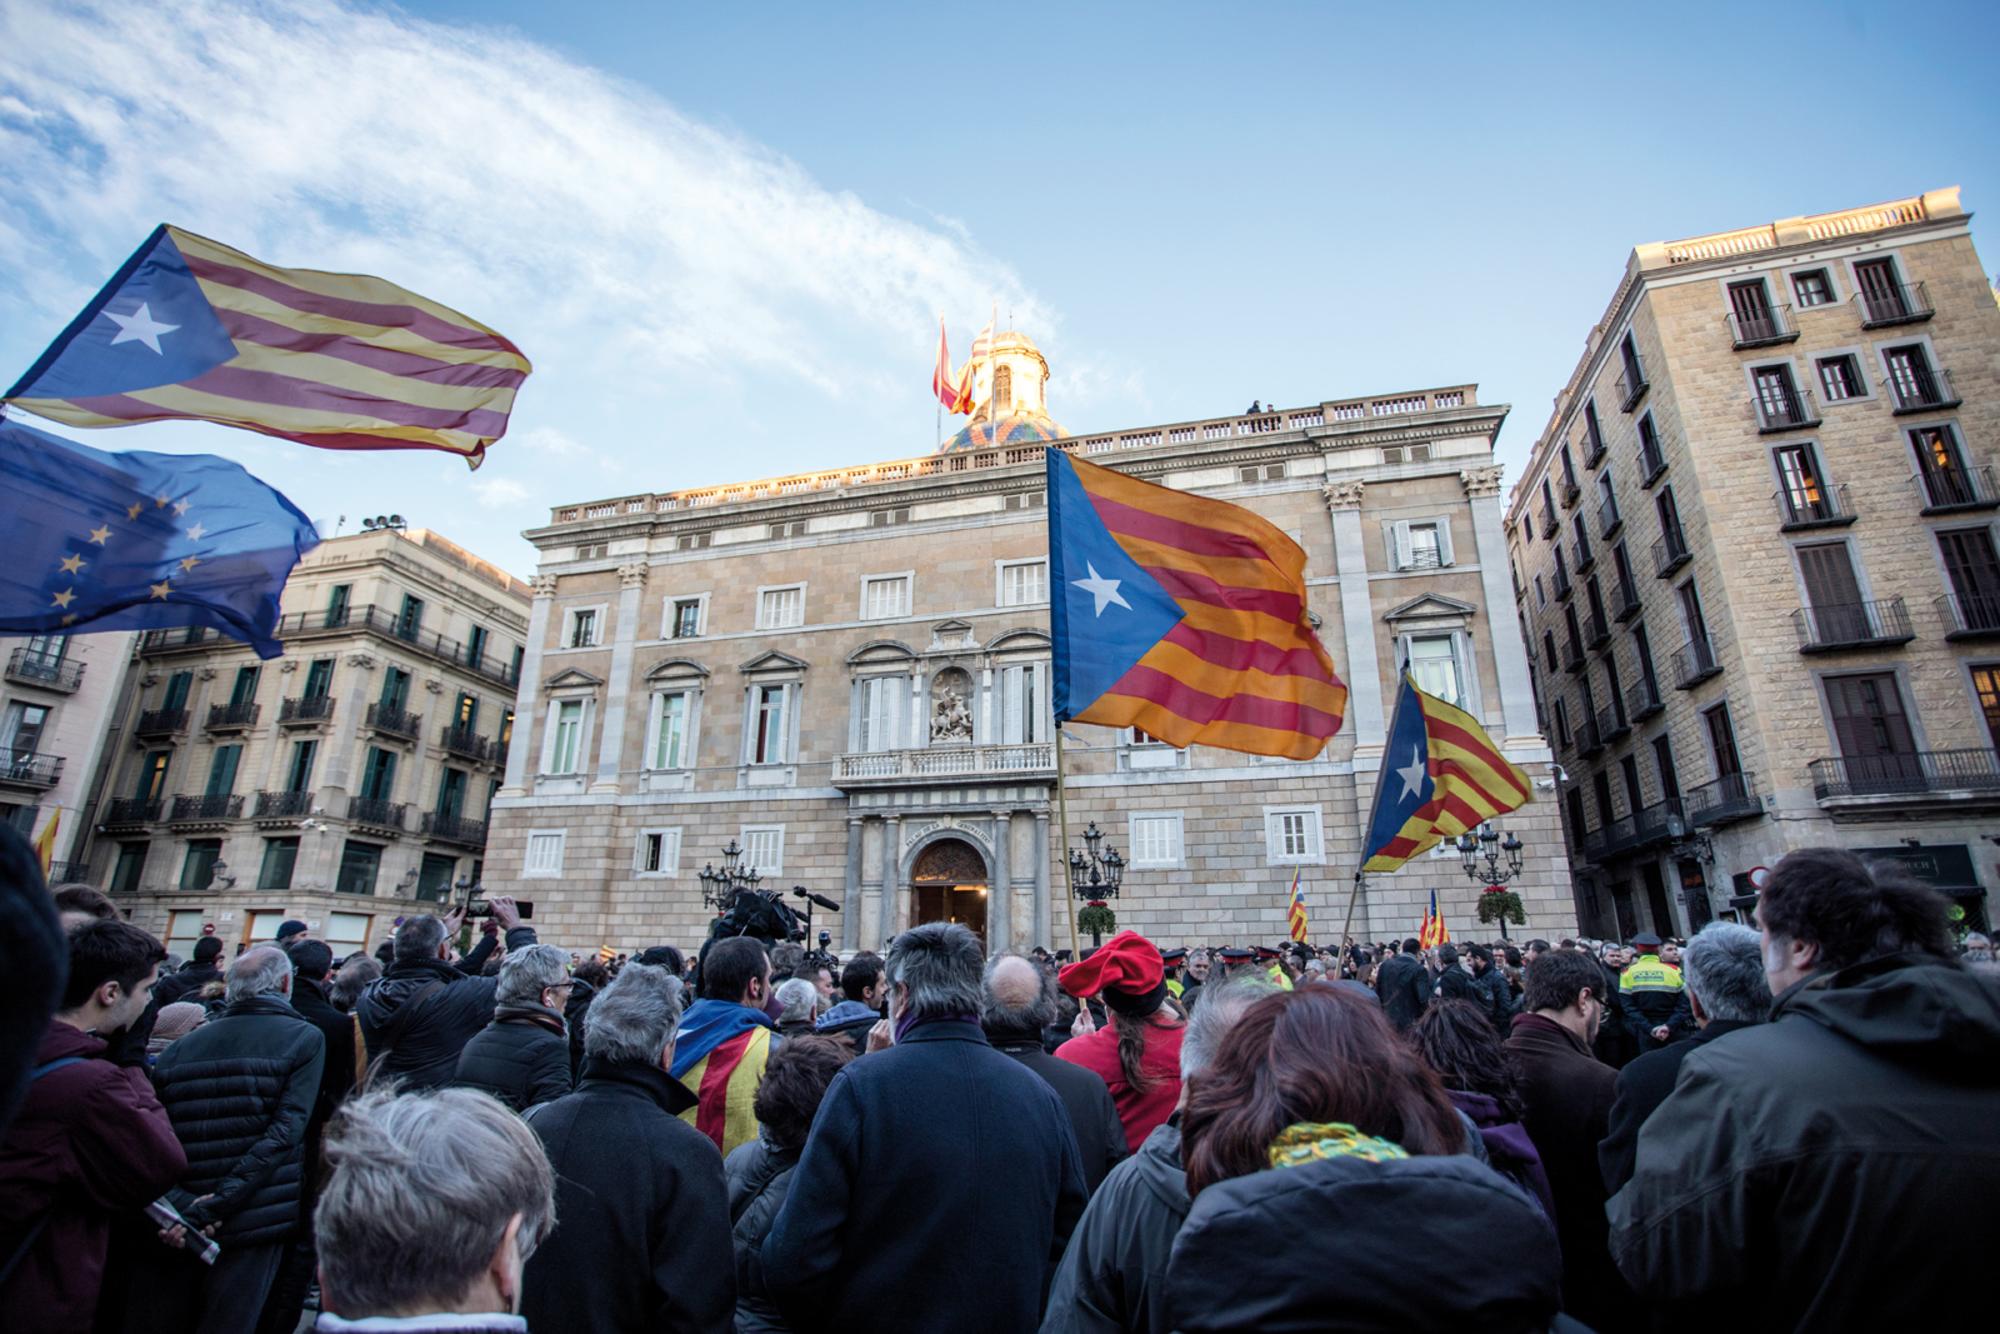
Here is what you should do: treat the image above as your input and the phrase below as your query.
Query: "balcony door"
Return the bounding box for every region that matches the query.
[436,767,468,821]
[1753,364,1800,424]
[1911,426,1974,506]
[1728,280,1774,336]
[1,702,48,761]
[359,747,398,802]
[1773,444,1829,523]
[380,667,411,713]
[1797,542,1867,642]
[1882,345,1934,407]
[1853,258,1904,319]
[1938,528,2000,631]
[1824,672,1919,791]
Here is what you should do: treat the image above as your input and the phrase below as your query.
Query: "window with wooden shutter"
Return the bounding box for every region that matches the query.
[1938,528,2000,632]
[1823,672,1918,790]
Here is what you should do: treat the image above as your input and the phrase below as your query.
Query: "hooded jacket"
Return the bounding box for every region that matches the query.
[1445,1088,1556,1225]
[355,925,537,1090]
[1040,1121,1190,1334]
[1373,952,1431,1030]
[1608,953,2000,1332]
[453,1003,573,1112]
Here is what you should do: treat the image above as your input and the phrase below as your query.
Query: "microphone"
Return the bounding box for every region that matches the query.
[792,887,842,912]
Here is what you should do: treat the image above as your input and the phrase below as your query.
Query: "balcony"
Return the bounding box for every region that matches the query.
[1599,497,1622,540]
[1596,705,1630,745]
[1914,465,2000,515]
[1626,678,1665,723]
[134,707,189,739]
[1727,303,1798,349]
[347,797,408,832]
[1572,530,1595,575]
[1651,531,1691,579]
[147,605,524,690]
[279,694,336,726]
[1855,280,1933,329]
[254,790,314,821]
[1617,357,1649,413]
[1588,798,1683,862]
[1541,501,1561,538]
[1583,428,1607,469]
[1809,749,2000,811]
[1612,579,1642,623]
[1938,592,2000,641]
[1887,365,1960,415]
[1792,598,1914,653]
[102,797,162,827]
[1638,439,1667,488]
[1755,386,1821,433]
[46,861,88,885]
[1578,718,1604,757]
[1585,608,1612,650]
[205,701,261,733]
[365,703,423,741]
[421,810,489,848]
[1551,567,1574,602]
[169,793,243,827]
[1774,483,1855,532]
[439,724,496,763]
[1560,474,1582,508]
[834,741,1057,791]
[6,649,84,693]
[0,752,64,791]
[1671,637,1721,690]
[1563,633,1586,674]
[1684,771,1761,827]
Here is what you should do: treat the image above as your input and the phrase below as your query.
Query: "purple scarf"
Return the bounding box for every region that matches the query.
[1447,1088,1559,1228]
[892,1009,978,1045]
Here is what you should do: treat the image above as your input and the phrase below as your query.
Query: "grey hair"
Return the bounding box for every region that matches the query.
[885,922,984,1021]
[1681,922,1772,1024]
[979,952,1057,1031]
[774,977,819,1025]
[225,946,292,1004]
[330,955,382,1009]
[314,1088,554,1318]
[496,944,571,1007]
[1181,976,1277,1079]
[394,914,447,963]
[585,963,684,1067]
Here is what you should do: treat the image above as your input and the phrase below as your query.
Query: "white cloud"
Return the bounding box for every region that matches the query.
[471,476,532,510]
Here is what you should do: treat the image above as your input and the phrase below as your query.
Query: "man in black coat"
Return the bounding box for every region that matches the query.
[141,946,326,1334]
[766,923,1087,1334]
[1374,937,1431,1029]
[981,952,1126,1193]
[522,962,734,1334]
[355,898,535,1089]
[453,943,574,1112]
[1466,943,1517,1031]
[152,934,224,1009]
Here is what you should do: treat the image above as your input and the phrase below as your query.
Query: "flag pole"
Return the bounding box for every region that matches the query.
[1053,726,1081,960]
[1339,870,1365,947]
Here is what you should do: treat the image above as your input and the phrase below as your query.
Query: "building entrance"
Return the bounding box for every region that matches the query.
[910,837,989,941]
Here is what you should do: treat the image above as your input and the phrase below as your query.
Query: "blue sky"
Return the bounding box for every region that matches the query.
[3,0,1996,576]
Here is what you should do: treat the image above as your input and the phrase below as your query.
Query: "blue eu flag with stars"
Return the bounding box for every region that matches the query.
[0,415,318,658]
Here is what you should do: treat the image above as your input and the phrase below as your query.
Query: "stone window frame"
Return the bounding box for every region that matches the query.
[755,582,808,631]
[642,660,707,775]
[539,695,595,778]
[995,557,1049,608]
[633,827,682,879]
[1781,261,1843,310]
[523,829,566,879]
[1737,352,1810,417]
[1379,515,1457,572]
[1806,662,1934,764]
[1837,248,1910,310]
[1868,330,1948,407]
[1922,515,2000,623]
[1126,810,1187,870]
[1120,725,1188,772]
[558,603,607,651]
[659,591,710,640]
[1809,345,1875,406]
[1783,531,1886,624]
[857,570,916,622]
[1263,804,1326,867]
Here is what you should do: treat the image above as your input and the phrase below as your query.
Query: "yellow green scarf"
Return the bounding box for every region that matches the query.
[1268,1120,1410,1170]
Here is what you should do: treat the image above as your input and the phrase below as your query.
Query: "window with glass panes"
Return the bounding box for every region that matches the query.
[650,691,691,769]
[999,662,1049,744]
[635,829,681,876]
[336,840,383,896]
[180,839,222,892]
[1266,808,1323,863]
[205,745,241,796]
[112,843,148,894]
[417,852,457,902]
[1792,268,1834,308]
[1816,355,1864,401]
[670,598,703,638]
[1406,634,1463,707]
[750,685,790,763]
[999,560,1048,607]
[856,676,905,752]
[303,657,334,699]
[548,700,584,773]
[284,740,316,793]
[258,837,299,890]
[861,575,911,620]
[757,586,805,629]
[1129,813,1184,867]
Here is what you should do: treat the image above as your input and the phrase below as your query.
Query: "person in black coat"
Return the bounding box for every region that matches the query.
[355,900,535,1090]
[138,946,325,1334]
[521,963,734,1334]
[151,935,224,1010]
[765,924,1087,1334]
[1374,938,1431,1029]
[453,944,575,1113]
[564,958,609,1079]
[981,952,1127,1193]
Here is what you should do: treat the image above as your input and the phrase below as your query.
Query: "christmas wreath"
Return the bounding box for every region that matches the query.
[1475,885,1526,926]
[1077,900,1118,936]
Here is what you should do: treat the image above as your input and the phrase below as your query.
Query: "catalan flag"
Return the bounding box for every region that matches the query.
[1287,869,1309,943]
[1046,450,1346,758]
[670,998,775,1156]
[1419,888,1449,949]
[32,808,60,879]
[5,225,528,469]
[1362,673,1531,872]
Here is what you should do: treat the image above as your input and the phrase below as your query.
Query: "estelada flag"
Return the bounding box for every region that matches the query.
[5,225,529,469]
[1287,869,1309,943]
[1419,888,1449,949]
[1361,673,1531,872]
[669,998,774,1157]
[1046,450,1346,759]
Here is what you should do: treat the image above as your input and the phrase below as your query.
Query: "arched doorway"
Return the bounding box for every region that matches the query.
[910,836,989,941]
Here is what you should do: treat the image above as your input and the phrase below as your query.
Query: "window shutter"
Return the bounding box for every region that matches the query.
[1002,666,1024,744]
[1436,520,1455,568]
[1392,522,1413,571]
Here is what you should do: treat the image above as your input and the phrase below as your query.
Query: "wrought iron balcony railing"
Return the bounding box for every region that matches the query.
[0,752,64,790]
[1684,772,1761,826]
[1938,592,2000,640]
[421,811,489,848]
[5,648,84,692]
[1809,749,2000,802]
[1727,303,1798,348]
[170,793,243,824]
[206,701,261,731]
[1755,385,1821,432]
[1670,637,1721,689]
[365,703,423,740]
[1774,483,1854,531]
[1855,280,1933,329]
[254,790,314,819]
[1887,365,1960,415]
[347,797,408,831]
[1792,598,1914,653]
[279,694,336,725]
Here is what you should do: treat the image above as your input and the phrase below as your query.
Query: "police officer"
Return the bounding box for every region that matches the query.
[1619,930,1692,1055]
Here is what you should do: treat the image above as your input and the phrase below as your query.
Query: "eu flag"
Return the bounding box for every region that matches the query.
[0,416,318,658]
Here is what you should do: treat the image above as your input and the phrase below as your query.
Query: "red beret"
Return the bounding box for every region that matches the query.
[1058,929,1164,999]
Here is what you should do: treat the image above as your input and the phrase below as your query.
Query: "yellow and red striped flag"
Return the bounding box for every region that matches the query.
[5,225,528,469]
[669,999,774,1157]
[1362,673,1531,872]
[1419,889,1450,948]
[1047,450,1346,759]
[32,807,60,878]
[1287,869,1309,943]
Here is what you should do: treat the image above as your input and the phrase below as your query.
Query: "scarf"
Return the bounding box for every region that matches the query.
[1268,1120,1410,1170]
[891,1009,977,1045]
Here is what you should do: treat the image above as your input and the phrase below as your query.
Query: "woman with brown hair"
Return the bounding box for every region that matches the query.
[1055,931,1185,1153]
[1166,985,1571,1332]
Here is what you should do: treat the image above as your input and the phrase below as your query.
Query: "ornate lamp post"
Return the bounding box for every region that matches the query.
[1456,823,1526,939]
[697,837,763,913]
[1065,821,1126,948]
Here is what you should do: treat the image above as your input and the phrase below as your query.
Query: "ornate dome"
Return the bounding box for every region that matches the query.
[938,327,1066,453]
[942,411,1069,453]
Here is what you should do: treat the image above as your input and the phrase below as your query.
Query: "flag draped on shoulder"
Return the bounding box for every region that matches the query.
[0,416,319,658]
[670,998,774,1156]
[4,225,529,469]
[1287,870,1309,943]
[1046,450,1346,759]
[1361,673,1531,872]
[33,808,60,878]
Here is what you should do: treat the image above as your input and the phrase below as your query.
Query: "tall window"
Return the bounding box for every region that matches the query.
[454,692,479,729]
[1597,473,1619,529]
[1852,257,1907,321]
[757,585,805,630]
[284,740,317,794]
[1632,623,1660,696]
[1796,541,1868,642]
[998,559,1048,607]
[2,702,49,759]
[467,624,489,669]
[326,583,351,625]
[1773,443,1831,523]
[111,843,148,895]
[566,607,600,648]
[1910,425,1978,507]
[856,676,905,753]
[861,575,912,620]
[1938,527,2000,632]
[1971,666,2000,749]
[303,657,334,699]
[205,745,241,797]
[548,700,584,774]
[258,837,299,891]
[1406,634,1463,708]
[1653,734,1680,806]
[993,364,1012,411]
[670,598,703,639]
[229,666,259,707]
[1656,487,1686,555]
[1823,672,1916,774]
[162,671,193,712]
[1704,703,1743,778]
[337,841,383,896]
[999,662,1050,745]
[1726,278,1776,338]
[1791,268,1834,308]
[179,840,222,892]
[380,666,411,712]
[751,685,790,764]
[650,691,691,769]
[1678,581,1710,648]
[436,768,468,820]
[137,750,172,801]
[395,594,424,641]
[359,747,398,801]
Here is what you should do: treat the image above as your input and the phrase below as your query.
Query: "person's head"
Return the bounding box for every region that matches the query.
[1185,948,1211,982]
[393,914,450,965]
[1523,948,1604,1043]
[751,1034,852,1154]
[1181,985,1464,1195]
[191,935,224,967]
[840,951,886,1007]
[884,922,983,1024]
[275,919,310,946]
[768,941,805,983]
[811,965,834,1003]
[1412,998,1520,1116]
[225,945,294,1005]
[700,936,772,1008]
[1660,942,1681,967]
[584,963,685,1071]
[1178,975,1277,1107]
[1435,942,1460,970]
[495,944,573,1013]
[1678,922,1771,1027]
[315,1088,555,1319]
[60,919,166,1033]
[1465,943,1493,975]
[980,952,1058,1039]
[1966,932,1996,964]
[52,883,117,931]
[1402,937,1422,956]
[287,938,335,984]
[773,977,819,1026]
[330,954,383,1011]
[1756,848,1956,994]
[634,944,685,977]
[1503,944,1523,969]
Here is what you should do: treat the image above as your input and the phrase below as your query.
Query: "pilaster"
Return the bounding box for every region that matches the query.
[501,576,558,796]
[593,562,648,791]
[1324,480,1385,750]
[989,809,1012,953]
[843,816,864,950]
[877,814,900,949]
[1462,467,1541,741]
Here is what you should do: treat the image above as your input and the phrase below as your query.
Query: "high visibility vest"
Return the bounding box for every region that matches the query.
[1619,956,1684,995]
[1166,977,1184,999]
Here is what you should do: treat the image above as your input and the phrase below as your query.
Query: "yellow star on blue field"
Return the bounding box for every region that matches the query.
[51,588,75,609]
[59,553,85,574]
[88,524,111,544]
[149,579,172,600]
[179,555,201,574]
[126,501,144,519]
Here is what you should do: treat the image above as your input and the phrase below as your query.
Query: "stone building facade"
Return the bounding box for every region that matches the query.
[0,629,135,879]
[1505,187,2000,939]
[490,351,1568,955]
[83,527,530,960]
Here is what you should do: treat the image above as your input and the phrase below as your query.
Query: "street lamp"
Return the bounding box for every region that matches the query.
[697,837,763,912]
[1066,821,1126,947]
[1456,823,1526,939]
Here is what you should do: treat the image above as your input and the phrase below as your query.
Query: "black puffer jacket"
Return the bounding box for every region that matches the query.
[152,992,325,1245]
[151,960,222,1010]
[453,1005,572,1112]
[1041,1120,1190,1334]
[356,926,537,1090]
[725,1130,800,1333]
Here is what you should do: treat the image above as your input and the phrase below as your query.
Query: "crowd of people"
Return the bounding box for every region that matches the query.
[0,822,1996,1333]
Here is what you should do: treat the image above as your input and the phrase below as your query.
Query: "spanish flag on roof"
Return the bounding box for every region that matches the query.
[1046,450,1346,758]
[1362,673,1531,872]
[670,998,774,1157]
